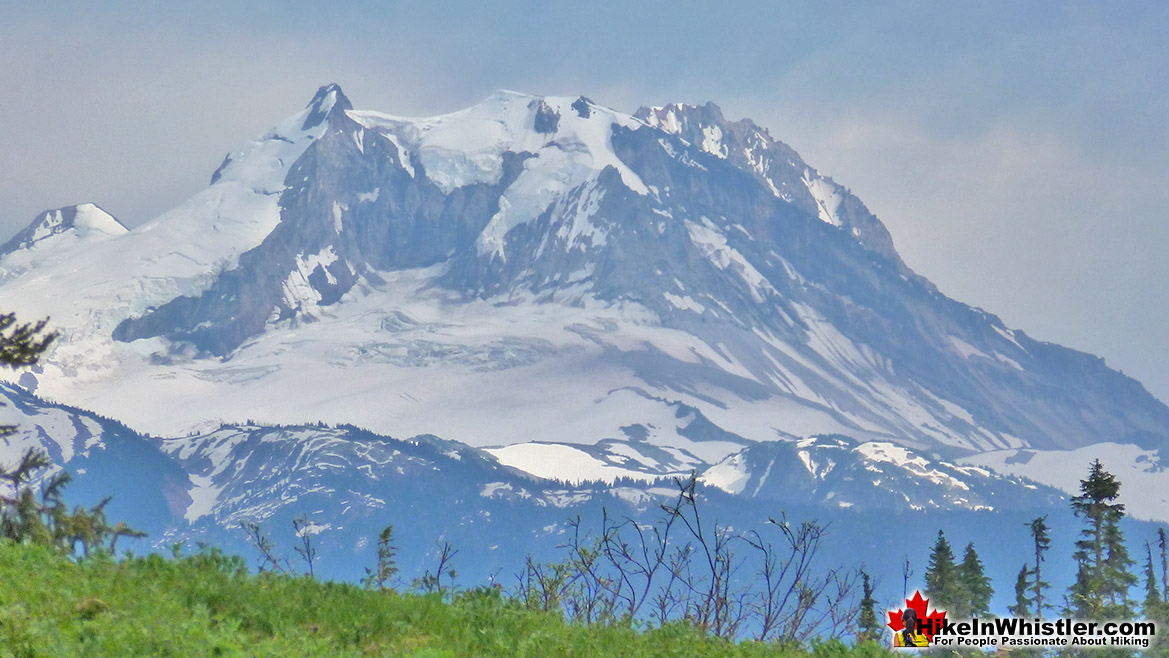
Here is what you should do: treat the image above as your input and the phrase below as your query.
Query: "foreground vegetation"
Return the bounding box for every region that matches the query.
[0,541,891,658]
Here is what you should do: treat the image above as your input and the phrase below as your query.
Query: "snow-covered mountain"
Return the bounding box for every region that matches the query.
[1,84,1167,485]
[0,203,127,257]
[0,381,1072,586]
[0,383,189,537]
[961,443,1169,523]
[700,434,1060,513]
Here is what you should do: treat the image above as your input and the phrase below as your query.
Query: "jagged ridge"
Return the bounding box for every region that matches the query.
[1,84,1166,463]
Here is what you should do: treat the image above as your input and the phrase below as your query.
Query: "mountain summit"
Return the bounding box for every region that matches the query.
[301,83,354,130]
[2,85,1166,480]
[1,203,126,256]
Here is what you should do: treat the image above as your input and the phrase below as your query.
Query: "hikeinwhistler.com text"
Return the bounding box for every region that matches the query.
[926,617,1156,649]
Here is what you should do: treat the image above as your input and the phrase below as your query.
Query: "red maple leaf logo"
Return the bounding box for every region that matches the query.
[887,591,947,641]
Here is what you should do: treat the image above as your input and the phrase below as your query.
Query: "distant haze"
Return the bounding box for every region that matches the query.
[3,1,1168,408]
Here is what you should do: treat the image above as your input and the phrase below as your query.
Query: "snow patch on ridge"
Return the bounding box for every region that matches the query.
[0,402,89,465]
[684,218,775,303]
[663,292,705,314]
[855,442,970,491]
[282,246,339,311]
[802,170,843,227]
[700,452,752,494]
[485,443,657,485]
[332,202,345,233]
[164,429,254,523]
[184,474,224,523]
[701,124,728,158]
[949,335,989,360]
[553,178,608,250]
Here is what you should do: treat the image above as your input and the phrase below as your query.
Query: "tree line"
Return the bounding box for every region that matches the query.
[864,456,1169,653]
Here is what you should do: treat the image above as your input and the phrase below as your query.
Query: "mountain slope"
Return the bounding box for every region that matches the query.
[961,442,1169,523]
[700,434,1060,512]
[0,382,1077,589]
[0,383,189,536]
[0,84,1165,466]
[0,203,126,257]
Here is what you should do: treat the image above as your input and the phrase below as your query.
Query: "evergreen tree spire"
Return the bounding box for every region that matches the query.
[1147,533,1169,658]
[958,542,993,617]
[1068,459,1136,619]
[857,570,881,642]
[1010,565,1032,617]
[1159,528,1168,602]
[0,311,56,437]
[1027,515,1052,618]
[925,530,961,613]
[1145,543,1162,616]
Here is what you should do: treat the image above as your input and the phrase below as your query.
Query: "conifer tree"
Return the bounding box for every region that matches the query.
[857,570,881,642]
[0,312,143,554]
[1,311,56,540]
[1145,543,1162,616]
[1067,460,1136,619]
[1146,534,1169,658]
[958,542,993,617]
[925,530,961,613]
[0,311,56,436]
[1160,528,1168,602]
[364,525,399,590]
[1027,515,1052,618]
[1009,565,1031,616]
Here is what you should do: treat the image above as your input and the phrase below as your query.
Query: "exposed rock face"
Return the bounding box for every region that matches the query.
[4,85,1167,459]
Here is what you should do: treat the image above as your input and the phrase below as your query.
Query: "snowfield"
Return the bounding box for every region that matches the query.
[2,84,1166,496]
[961,443,1169,524]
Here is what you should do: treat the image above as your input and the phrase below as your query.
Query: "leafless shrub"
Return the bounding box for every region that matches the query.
[515,472,861,641]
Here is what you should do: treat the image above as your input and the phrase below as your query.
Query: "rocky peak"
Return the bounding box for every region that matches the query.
[635,102,905,267]
[302,83,354,131]
[1,203,126,256]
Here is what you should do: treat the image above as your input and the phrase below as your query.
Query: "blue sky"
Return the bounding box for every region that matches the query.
[2,1,1169,404]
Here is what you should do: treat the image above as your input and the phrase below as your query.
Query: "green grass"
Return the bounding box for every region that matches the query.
[0,541,892,658]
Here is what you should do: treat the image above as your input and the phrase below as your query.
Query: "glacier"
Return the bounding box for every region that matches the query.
[0,83,1166,498]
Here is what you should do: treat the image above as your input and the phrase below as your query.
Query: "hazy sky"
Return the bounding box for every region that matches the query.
[3,1,1168,406]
